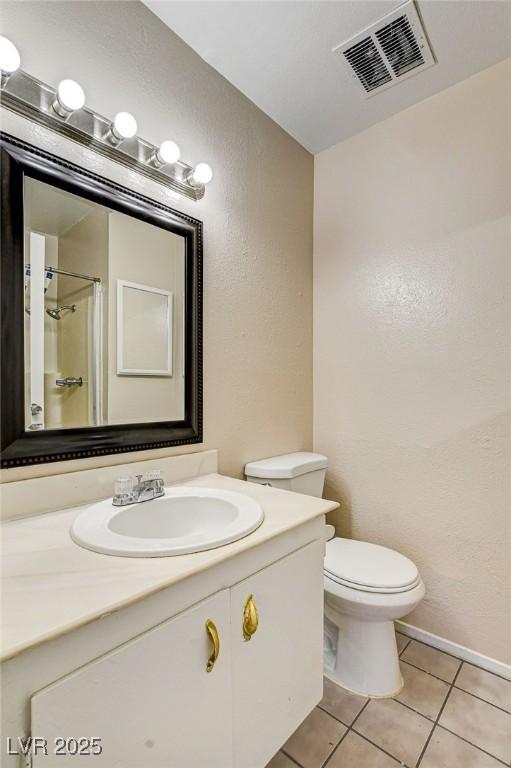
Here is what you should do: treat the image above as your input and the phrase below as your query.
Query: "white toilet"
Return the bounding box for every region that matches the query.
[245,452,425,698]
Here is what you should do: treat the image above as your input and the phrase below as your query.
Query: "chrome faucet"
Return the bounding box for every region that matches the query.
[112,471,165,506]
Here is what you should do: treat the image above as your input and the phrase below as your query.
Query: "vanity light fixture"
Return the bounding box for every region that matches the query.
[107,111,138,145]
[152,140,181,167]
[0,36,20,86]
[52,79,86,119]
[0,37,213,200]
[189,162,213,186]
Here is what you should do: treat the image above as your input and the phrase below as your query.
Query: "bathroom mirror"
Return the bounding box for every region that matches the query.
[1,134,202,467]
[23,177,185,430]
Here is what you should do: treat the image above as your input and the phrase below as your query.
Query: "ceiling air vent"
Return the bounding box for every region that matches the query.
[333,0,435,97]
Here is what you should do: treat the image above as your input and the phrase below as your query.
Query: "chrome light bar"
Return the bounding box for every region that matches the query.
[0,67,211,202]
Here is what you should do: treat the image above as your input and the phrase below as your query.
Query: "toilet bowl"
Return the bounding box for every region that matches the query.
[324,536,425,697]
[244,452,425,699]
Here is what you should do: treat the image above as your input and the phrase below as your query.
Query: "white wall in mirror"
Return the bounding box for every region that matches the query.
[107,210,185,426]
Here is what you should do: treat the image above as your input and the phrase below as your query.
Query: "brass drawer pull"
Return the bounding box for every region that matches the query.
[243,594,259,641]
[206,619,220,672]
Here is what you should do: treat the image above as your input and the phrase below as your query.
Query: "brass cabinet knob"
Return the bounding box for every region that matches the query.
[242,594,259,641]
[206,619,220,672]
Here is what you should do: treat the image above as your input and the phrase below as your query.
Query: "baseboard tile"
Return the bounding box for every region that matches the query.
[395,621,511,681]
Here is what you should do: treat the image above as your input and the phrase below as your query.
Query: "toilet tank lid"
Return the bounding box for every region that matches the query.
[244,452,328,479]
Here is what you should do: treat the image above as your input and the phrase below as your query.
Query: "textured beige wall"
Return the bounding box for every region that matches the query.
[314,59,511,664]
[0,0,313,482]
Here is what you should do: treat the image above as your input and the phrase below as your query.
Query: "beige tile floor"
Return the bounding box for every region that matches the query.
[267,632,511,768]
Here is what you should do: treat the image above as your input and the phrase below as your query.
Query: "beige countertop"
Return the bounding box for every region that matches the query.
[1,473,338,662]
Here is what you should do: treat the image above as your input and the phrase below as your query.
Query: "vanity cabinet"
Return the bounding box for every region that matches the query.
[231,539,324,768]
[27,540,324,768]
[31,591,233,767]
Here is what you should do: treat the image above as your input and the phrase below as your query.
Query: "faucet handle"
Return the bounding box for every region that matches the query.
[113,476,134,505]
[146,469,164,493]
[115,477,133,495]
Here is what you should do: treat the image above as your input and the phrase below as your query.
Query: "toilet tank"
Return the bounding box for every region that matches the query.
[244,452,328,498]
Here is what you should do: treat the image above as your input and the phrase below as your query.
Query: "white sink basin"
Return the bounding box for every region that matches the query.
[71,487,264,557]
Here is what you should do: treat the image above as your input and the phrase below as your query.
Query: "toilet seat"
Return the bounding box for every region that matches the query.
[324,538,420,594]
[324,569,421,594]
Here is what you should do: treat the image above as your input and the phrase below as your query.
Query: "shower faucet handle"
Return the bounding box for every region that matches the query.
[56,377,84,387]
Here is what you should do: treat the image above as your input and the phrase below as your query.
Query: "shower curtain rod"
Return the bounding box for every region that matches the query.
[25,264,101,283]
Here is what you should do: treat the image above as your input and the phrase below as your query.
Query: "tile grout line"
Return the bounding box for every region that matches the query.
[350,728,411,766]
[399,637,511,711]
[320,698,373,768]
[400,635,465,661]
[323,697,409,768]
[435,723,510,767]
[462,666,511,684]
[415,658,463,767]
[378,692,510,764]
[280,712,350,768]
[318,724,350,768]
[390,694,441,723]
[320,670,511,768]
[399,657,457,684]
[316,702,350,722]
[399,634,511,683]
[278,637,511,768]
[400,634,466,664]
[398,636,412,657]
[278,750,303,768]
[319,648,456,768]
[452,684,511,716]
[399,632,511,766]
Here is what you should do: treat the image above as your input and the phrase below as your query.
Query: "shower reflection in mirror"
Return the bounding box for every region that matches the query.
[23,177,185,431]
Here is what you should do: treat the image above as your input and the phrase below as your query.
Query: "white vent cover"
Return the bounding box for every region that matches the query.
[333,1,435,97]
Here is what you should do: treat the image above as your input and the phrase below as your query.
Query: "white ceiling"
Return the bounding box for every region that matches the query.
[144,0,511,153]
[26,179,94,237]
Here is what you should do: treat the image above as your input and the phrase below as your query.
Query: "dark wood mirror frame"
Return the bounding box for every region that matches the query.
[0,133,202,468]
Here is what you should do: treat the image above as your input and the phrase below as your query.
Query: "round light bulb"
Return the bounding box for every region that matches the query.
[157,140,180,165]
[112,111,137,140]
[191,162,213,185]
[0,36,20,74]
[56,79,85,112]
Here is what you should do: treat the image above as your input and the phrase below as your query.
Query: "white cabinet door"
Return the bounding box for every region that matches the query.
[231,540,325,768]
[31,590,232,768]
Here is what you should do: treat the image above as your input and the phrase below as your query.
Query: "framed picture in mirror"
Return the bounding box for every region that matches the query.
[117,280,174,377]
